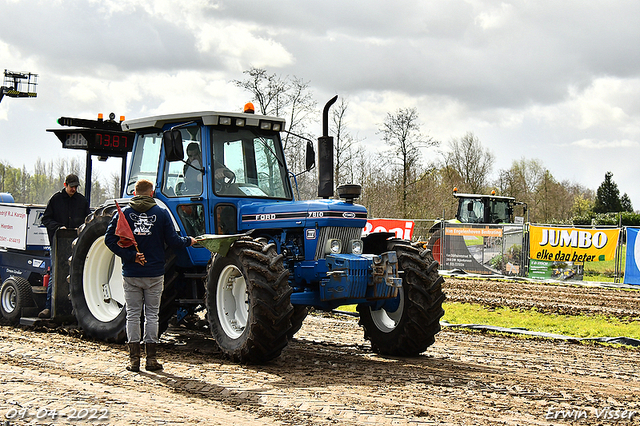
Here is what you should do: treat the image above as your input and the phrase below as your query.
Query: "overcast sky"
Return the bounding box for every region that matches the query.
[1,0,639,209]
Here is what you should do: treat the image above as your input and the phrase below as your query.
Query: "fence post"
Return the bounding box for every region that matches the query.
[441,221,447,270]
[614,226,624,283]
[522,222,529,278]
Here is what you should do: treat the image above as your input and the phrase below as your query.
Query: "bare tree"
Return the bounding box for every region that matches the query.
[537,170,563,222]
[330,97,363,188]
[443,132,494,194]
[109,171,122,199]
[283,76,317,148]
[233,67,289,116]
[234,67,318,199]
[379,107,438,217]
[355,151,398,218]
[497,158,545,221]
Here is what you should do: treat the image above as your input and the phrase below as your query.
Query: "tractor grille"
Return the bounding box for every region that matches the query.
[314,226,363,260]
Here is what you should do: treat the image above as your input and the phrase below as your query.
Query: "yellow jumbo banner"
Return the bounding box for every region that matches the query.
[529,225,620,262]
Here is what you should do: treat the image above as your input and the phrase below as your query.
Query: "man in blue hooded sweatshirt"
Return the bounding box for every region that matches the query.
[105,179,195,372]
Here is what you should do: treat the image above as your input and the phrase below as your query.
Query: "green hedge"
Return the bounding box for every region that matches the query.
[572,212,640,227]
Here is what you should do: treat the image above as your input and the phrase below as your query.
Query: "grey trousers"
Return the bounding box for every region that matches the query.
[123,275,164,344]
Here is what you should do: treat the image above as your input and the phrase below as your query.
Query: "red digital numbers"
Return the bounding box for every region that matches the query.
[95,132,129,150]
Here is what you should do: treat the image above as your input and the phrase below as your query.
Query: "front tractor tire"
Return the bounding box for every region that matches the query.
[357,239,445,356]
[205,238,293,363]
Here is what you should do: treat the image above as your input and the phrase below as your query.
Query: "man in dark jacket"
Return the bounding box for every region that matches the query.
[105,179,195,372]
[39,173,90,318]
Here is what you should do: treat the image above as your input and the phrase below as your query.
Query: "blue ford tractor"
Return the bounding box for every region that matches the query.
[62,97,445,363]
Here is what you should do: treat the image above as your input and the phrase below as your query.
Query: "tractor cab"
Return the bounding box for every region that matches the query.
[122,107,302,251]
[453,189,525,224]
[426,189,527,265]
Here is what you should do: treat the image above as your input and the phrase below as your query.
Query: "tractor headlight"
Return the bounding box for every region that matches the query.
[326,239,342,255]
[351,239,363,255]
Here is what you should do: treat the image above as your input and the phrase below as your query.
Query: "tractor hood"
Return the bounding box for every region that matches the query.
[238,199,368,231]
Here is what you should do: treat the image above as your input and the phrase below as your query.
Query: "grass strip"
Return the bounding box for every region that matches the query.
[442,302,640,340]
[583,275,617,282]
[335,302,640,340]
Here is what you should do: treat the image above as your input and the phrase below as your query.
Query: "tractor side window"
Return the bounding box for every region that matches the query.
[215,204,237,235]
[176,204,205,237]
[222,140,246,184]
[254,138,289,197]
[489,200,510,223]
[162,126,202,197]
[211,128,292,200]
[127,133,162,195]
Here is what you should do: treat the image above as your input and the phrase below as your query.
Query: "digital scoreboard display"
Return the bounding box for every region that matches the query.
[62,132,88,149]
[95,131,132,151]
[51,129,135,154]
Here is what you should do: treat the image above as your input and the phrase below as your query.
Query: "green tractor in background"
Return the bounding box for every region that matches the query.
[426,188,527,268]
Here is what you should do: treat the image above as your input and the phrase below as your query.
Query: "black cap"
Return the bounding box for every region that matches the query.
[65,174,80,187]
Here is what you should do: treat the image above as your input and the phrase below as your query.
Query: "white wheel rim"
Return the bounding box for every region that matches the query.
[1,285,16,314]
[370,288,404,333]
[83,235,125,322]
[216,264,248,339]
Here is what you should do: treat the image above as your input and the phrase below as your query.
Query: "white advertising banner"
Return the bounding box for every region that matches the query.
[0,204,29,250]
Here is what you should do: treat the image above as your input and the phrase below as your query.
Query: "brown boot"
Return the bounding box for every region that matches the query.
[145,343,163,371]
[126,343,141,372]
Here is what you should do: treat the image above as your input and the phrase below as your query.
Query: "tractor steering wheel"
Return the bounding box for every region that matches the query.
[215,168,236,193]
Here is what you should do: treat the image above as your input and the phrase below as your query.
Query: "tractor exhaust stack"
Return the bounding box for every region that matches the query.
[317,95,338,199]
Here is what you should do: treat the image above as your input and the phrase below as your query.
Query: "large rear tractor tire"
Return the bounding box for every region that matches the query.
[68,204,177,343]
[205,237,293,363]
[0,276,34,324]
[357,239,445,356]
[69,206,127,342]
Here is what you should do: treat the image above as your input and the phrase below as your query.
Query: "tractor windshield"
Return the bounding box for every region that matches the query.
[211,128,292,200]
[459,198,484,223]
[126,132,162,195]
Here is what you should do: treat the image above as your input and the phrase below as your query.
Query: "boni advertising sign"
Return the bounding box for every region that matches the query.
[528,225,620,281]
[0,204,29,250]
[363,219,414,240]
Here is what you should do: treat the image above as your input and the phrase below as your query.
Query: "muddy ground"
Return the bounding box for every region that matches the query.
[1,277,639,425]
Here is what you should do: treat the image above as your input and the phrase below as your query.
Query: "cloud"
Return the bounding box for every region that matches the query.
[3,0,640,206]
[252,0,640,115]
[0,0,295,79]
[571,139,639,149]
[474,3,515,30]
